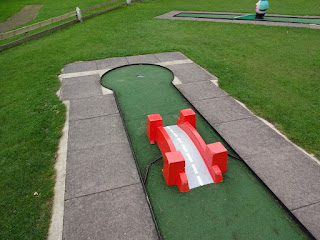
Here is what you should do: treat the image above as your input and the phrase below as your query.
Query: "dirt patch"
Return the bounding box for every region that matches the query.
[0,4,42,33]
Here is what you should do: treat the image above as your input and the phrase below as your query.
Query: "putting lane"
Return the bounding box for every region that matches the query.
[101,63,309,239]
[175,12,320,25]
[164,125,213,189]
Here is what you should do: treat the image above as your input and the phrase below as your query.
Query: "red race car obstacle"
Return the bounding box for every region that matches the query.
[147,109,228,192]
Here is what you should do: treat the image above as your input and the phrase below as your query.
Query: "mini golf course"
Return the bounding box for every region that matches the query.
[175,12,320,25]
[156,11,320,29]
[100,63,309,239]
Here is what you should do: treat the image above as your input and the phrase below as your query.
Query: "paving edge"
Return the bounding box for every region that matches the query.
[47,96,69,240]
[234,99,320,165]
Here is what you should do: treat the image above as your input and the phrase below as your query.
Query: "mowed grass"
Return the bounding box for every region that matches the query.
[0,0,120,46]
[0,0,319,239]
[0,0,114,23]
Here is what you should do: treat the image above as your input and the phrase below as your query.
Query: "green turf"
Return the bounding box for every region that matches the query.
[1,0,319,239]
[101,64,309,239]
[264,16,320,24]
[176,12,320,25]
[235,14,259,20]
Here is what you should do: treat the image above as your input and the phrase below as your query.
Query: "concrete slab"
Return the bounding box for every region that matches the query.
[154,52,188,62]
[193,96,253,125]
[96,57,128,70]
[155,10,181,19]
[310,24,320,29]
[244,147,320,210]
[167,63,217,84]
[126,54,159,64]
[176,81,227,101]
[68,114,127,151]
[61,74,101,85]
[63,183,158,240]
[214,117,294,157]
[65,143,140,199]
[293,202,320,239]
[69,95,118,121]
[62,61,97,74]
[60,75,101,101]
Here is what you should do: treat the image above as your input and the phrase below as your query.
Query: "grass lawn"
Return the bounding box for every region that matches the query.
[0,0,319,239]
[0,0,114,23]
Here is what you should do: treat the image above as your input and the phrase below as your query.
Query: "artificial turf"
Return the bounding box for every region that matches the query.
[175,12,320,25]
[101,64,309,239]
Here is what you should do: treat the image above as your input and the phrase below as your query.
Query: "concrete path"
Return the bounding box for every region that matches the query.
[156,11,320,29]
[54,59,159,239]
[0,5,42,33]
[51,52,320,239]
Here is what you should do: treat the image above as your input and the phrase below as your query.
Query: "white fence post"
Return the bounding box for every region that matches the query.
[76,7,83,22]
